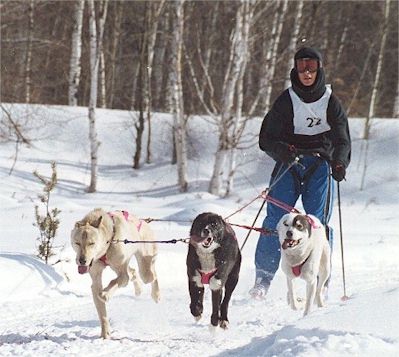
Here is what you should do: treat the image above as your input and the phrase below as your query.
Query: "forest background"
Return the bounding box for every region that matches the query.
[1,0,398,196]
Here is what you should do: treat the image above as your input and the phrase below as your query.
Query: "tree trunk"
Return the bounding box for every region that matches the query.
[97,1,108,109]
[68,0,84,106]
[132,14,147,169]
[171,0,188,192]
[347,38,376,116]
[87,0,99,193]
[394,80,399,118]
[133,65,145,170]
[99,49,106,108]
[284,0,303,89]
[209,0,253,196]
[264,0,288,111]
[108,1,123,108]
[25,0,34,103]
[145,0,165,165]
[87,0,108,192]
[361,0,391,191]
[153,9,168,109]
[364,0,390,140]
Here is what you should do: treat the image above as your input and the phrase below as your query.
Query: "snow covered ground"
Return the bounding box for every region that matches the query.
[0,104,398,356]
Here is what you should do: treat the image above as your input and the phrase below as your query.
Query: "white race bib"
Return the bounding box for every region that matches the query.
[289,85,332,135]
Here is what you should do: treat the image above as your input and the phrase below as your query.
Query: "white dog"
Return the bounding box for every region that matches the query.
[71,208,160,338]
[277,212,330,316]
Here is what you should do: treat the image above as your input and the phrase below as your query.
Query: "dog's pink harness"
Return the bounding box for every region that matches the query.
[292,265,302,277]
[99,211,143,266]
[291,254,311,277]
[198,269,217,284]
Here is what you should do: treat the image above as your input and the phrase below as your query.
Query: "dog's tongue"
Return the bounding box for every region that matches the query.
[282,240,294,250]
[78,265,89,274]
[282,241,289,250]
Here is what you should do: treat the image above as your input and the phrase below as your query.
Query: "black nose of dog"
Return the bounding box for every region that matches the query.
[79,257,87,265]
[202,228,210,236]
[286,230,293,238]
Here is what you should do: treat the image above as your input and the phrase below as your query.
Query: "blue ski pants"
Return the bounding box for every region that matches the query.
[254,156,334,287]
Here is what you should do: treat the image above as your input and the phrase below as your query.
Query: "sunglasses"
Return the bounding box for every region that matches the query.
[296,58,319,73]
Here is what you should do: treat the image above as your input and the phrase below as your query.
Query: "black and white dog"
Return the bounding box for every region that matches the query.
[186,212,241,329]
[277,212,331,316]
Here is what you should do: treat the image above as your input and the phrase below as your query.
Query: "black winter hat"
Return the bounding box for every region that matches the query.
[294,47,322,63]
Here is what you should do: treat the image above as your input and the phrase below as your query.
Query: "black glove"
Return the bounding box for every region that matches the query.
[331,160,346,182]
[275,143,297,164]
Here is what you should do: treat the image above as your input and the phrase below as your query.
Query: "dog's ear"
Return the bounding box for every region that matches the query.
[293,214,312,237]
[75,220,84,229]
[91,216,103,228]
[307,221,312,238]
[302,215,312,238]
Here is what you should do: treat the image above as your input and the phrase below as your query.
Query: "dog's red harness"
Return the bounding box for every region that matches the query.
[99,211,143,266]
[291,254,311,277]
[292,265,302,277]
[198,269,217,284]
[99,255,108,266]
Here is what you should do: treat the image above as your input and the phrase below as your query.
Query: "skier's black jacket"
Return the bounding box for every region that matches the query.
[259,67,351,168]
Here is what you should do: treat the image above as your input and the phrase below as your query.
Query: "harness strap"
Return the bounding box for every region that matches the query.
[198,268,217,284]
[289,157,323,193]
[99,254,108,266]
[108,210,143,232]
[291,253,311,277]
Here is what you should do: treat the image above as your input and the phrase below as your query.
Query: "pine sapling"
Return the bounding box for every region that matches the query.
[33,161,61,264]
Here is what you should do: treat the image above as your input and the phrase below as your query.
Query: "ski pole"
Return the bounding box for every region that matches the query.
[337,181,349,301]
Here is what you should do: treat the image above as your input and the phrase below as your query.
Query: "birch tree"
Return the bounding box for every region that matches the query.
[133,32,146,170]
[68,0,84,106]
[170,0,188,192]
[364,0,390,140]
[25,0,34,103]
[208,1,254,196]
[284,0,303,89]
[261,0,287,111]
[394,81,399,118]
[145,0,165,164]
[87,0,108,193]
[108,1,124,108]
[331,6,350,76]
[361,0,391,191]
[152,8,168,109]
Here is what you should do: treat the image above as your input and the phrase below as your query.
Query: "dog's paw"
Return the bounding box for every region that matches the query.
[316,292,326,307]
[209,277,222,291]
[99,291,110,303]
[219,320,229,330]
[133,282,142,297]
[100,322,111,339]
[289,296,304,310]
[151,289,161,303]
[194,314,202,322]
[190,303,203,321]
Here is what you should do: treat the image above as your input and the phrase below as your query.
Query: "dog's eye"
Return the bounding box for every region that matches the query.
[74,242,80,246]
[283,221,289,227]
[296,223,304,230]
[88,242,95,246]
